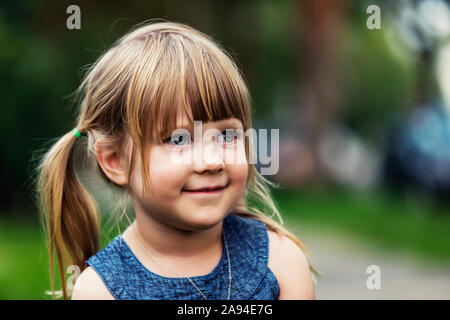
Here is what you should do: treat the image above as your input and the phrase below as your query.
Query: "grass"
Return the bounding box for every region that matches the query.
[1,187,449,299]
[273,187,450,263]
[0,213,128,299]
[0,214,49,299]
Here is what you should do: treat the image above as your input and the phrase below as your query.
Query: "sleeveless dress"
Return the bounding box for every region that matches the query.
[86,213,280,300]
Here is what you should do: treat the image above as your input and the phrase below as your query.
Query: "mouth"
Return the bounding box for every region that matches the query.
[182,183,229,194]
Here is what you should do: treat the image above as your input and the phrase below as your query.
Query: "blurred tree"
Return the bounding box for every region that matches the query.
[283,0,348,184]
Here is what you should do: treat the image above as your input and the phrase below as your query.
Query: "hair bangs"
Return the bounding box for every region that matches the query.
[182,37,250,126]
[141,33,251,145]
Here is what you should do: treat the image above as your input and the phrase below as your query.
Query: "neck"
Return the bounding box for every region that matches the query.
[129,212,224,259]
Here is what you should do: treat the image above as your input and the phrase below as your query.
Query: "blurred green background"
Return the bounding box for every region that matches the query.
[1,0,450,299]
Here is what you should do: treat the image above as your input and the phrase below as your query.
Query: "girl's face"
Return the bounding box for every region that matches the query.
[128,111,248,231]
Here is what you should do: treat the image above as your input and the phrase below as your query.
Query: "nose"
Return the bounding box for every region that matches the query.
[193,141,225,174]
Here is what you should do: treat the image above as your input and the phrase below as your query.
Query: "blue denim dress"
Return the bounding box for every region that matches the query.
[86,213,280,300]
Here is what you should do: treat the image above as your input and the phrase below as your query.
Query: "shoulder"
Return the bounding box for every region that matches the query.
[71,266,116,300]
[267,230,315,300]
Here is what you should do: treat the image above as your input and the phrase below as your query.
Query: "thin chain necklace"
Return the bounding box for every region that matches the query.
[132,222,232,300]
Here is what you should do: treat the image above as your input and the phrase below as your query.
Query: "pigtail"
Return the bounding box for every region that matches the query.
[36,130,100,299]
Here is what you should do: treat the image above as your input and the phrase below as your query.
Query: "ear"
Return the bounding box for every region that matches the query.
[94,140,128,186]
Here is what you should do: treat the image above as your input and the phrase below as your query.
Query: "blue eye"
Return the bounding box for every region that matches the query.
[218,130,237,144]
[164,133,191,146]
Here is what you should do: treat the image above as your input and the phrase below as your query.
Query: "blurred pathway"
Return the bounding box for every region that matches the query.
[295,226,450,299]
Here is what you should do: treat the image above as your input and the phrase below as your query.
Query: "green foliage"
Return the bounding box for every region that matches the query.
[338,14,416,141]
[275,187,450,263]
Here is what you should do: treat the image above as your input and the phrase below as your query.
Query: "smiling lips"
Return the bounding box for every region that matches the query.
[183,184,228,193]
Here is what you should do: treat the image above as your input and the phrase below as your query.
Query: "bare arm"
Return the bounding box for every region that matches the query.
[71,266,116,300]
[267,230,315,300]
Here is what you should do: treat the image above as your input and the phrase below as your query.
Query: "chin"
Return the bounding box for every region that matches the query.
[183,209,226,231]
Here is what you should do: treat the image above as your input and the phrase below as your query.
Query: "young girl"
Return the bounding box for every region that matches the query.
[35,20,318,300]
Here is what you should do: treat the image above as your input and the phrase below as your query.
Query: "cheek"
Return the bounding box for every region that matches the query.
[227,162,248,186]
[226,163,248,209]
[147,148,189,194]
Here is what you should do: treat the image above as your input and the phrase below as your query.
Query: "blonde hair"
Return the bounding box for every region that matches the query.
[34,19,320,300]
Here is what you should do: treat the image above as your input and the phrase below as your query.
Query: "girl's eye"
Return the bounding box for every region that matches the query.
[218,130,237,144]
[163,133,191,147]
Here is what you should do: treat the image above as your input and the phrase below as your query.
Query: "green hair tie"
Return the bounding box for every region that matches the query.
[72,128,85,138]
